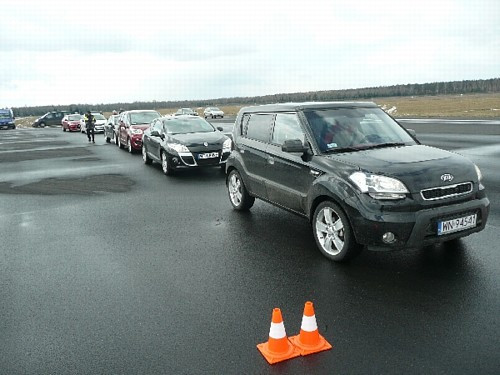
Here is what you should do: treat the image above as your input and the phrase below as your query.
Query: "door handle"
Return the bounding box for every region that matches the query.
[267,156,275,165]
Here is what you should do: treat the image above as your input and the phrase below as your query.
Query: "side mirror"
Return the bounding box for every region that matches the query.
[150,130,160,137]
[282,139,308,153]
[217,126,223,131]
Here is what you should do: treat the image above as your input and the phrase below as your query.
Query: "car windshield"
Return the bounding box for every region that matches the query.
[68,114,81,121]
[164,118,215,134]
[130,112,160,124]
[211,107,220,111]
[304,107,416,153]
[0,113,10,119]
[92,114,106,120]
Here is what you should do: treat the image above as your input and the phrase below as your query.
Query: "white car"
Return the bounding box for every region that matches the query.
[203,107,224,119]
[81,113,107,133]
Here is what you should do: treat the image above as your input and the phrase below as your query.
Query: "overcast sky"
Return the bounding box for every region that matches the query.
[1,0,499,107]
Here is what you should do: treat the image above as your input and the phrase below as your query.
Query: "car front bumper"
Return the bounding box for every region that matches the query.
[344,193,490,251]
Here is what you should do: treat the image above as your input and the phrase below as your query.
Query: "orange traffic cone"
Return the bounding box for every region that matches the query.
[290,301,332,356]
[257,308,300,364]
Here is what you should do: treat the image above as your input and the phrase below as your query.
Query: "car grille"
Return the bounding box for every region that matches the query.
[420,182,473,201]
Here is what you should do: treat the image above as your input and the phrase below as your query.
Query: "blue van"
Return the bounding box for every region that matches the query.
[0,108,15,129]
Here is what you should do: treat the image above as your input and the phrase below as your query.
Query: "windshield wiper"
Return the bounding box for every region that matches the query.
[323,146,365,153]
[357,142,406,150]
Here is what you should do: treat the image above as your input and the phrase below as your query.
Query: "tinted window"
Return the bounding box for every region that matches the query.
[245,114,274,142]
[271,113,304,145]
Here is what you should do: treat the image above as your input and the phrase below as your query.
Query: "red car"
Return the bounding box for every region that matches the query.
[117,110,161,153]
[62,114,82,132]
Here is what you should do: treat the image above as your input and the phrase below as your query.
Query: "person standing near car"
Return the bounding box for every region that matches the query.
[84,111,96,143]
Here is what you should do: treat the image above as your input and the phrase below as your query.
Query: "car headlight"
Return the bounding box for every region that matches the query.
[474,164,482,182]
[222,138,232,153]
[130,128,143,135]
[349,171,409,200]
[167,143,190,153]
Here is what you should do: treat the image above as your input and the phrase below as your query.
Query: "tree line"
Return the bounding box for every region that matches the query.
[12,78,500,117]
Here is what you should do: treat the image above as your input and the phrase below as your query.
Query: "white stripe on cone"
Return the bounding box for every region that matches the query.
[301,315,318,332]
[269,322,287,339]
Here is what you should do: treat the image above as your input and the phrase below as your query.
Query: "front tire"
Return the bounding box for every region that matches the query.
[128,139,134,153]
[142,145,152,165]
[312,201,362,262]
[227,169,254,211]
[118,136,124,149]
[161,151,173,175]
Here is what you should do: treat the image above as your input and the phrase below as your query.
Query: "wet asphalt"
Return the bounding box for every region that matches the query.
[0,120,499,374]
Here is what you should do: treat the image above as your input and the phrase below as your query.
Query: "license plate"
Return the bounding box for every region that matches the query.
[198,152,219,159]
[437,214,477,236]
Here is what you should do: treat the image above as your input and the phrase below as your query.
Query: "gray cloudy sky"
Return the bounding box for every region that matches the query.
[1,0,499,107]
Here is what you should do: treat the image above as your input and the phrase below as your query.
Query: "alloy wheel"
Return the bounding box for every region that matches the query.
[315,206,345,256]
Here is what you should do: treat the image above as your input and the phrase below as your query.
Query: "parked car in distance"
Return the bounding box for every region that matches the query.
[32,111,67,127]
[204,107,224,119]
[0,108,15,129]
[61,114,82,132]
[80,112,106,134]
[117,110,161,153]
[104,114,120,143]
[225,102,490,262]
[142,115,231,175]
[174,108,198,116]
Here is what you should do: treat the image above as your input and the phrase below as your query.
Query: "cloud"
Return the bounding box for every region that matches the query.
[1,0,499,107]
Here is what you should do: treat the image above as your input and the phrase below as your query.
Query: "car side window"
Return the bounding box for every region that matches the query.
[245,114,274,142]
[240,114,250,135]
[271,113,304,145]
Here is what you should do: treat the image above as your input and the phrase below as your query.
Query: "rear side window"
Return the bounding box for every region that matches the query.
[244,114,274,142]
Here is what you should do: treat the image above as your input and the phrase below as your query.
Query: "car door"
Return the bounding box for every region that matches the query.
[145,119,162,161]
[237,113,274,199]
[119,113,129,144]
[264,113,316,215]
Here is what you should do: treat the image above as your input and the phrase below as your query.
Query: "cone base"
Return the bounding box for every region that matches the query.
[257,339,300,364]
[289,333,333,356]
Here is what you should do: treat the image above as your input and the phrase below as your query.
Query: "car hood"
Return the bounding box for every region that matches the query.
[325,145,478,192]
[169,131,226,147]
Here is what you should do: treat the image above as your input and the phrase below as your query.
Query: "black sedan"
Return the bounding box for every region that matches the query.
[142,115,232,175]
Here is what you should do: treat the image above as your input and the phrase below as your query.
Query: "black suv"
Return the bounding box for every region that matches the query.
[225,102,489,261]
[32,111,67,127]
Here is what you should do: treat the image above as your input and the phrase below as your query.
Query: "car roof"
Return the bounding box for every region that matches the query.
[239,101,378,113]
[124,109,159,113]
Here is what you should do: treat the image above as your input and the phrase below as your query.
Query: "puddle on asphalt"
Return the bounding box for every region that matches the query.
[0,174,135,195]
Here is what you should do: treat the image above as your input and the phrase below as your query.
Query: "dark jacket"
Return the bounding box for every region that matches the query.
[84,113,96,129]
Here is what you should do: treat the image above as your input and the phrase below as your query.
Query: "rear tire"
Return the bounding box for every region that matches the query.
[118,136,124,149]
[128,139,134,153]
[312,201,362,262]
[63,127,66,132]
[105,136,111,143]
[227,169,254,211]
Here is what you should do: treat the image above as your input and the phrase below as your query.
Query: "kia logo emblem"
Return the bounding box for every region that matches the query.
[441,173,454,182]
[203,142,208,147]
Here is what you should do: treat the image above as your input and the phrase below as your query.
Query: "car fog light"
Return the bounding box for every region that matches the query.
[382,232,396,244]
[172,157,179,165]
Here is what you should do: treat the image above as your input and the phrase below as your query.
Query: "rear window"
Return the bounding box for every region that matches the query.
[244,114,274,142]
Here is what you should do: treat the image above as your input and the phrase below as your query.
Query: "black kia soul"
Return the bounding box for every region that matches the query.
[225,102,489,262]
